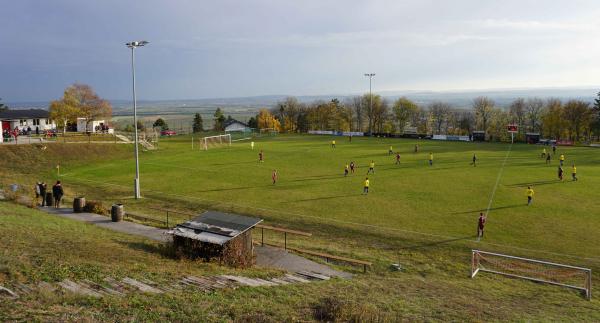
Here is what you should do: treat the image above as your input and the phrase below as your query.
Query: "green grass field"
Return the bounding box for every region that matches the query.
[1,135,600,321]
[58,135,600,259]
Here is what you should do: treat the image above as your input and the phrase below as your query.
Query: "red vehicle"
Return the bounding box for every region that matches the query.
[160,130,176,136]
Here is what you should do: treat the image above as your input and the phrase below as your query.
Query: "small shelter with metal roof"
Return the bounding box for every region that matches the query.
[169,211,262,267]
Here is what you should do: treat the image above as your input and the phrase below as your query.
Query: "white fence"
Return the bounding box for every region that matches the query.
[308,130,364,136]
[432,135,471,141]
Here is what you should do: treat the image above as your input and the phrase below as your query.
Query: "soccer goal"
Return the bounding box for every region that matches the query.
[200,134,231,150]
[259,128,279,136]
[471,250,592,300]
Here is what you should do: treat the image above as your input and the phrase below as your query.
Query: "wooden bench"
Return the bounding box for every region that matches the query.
[288,247,373,273]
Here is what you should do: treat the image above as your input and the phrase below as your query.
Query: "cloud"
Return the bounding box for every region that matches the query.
[218,30,491,49]
[469,19,597,32]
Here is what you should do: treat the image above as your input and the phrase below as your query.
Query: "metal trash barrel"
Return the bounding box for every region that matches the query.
[45,192,53,207]
[111,204,124,222]
[73,197,86,213]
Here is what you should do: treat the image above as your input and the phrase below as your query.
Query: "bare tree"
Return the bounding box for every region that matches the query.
[509,98,526,135]
[472,96,494,134]
[526,98,544,133]
[348,96,364,132]
[429,101,451,135]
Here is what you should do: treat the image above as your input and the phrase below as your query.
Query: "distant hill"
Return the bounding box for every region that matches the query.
[7,87,598,115]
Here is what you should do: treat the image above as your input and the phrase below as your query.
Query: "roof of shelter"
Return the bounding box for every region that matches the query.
[168,211,262,245]
[0,109,50,119]
[224,119,248,128]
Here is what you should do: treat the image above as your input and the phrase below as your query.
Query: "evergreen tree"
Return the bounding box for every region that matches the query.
[213,108,226,131]
[248,116,258,129]
[192,113,204,133]
[153,118,168,131]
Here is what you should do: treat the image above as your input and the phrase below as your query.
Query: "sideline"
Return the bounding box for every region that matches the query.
[484,142,513,216]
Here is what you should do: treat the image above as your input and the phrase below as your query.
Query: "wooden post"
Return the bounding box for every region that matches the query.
[284,232,287,250]
[166,210,169,228]
[261,227,264,246]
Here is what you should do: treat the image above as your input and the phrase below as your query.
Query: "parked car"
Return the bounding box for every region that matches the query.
[160,130,177,136]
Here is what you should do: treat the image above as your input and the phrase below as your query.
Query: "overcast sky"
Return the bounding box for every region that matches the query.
[2,0,600,102]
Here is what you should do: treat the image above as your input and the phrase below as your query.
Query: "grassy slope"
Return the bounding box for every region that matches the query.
[1,136,600,321]
[0,202,599,322]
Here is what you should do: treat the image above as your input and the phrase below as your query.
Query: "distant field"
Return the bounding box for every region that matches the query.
[58,134,600,260]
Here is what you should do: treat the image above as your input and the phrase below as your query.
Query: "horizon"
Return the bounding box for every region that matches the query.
[2,1,600,102]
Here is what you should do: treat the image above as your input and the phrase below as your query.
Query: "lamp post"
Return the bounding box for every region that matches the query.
[126,40,148,199]
[364,73,375,135]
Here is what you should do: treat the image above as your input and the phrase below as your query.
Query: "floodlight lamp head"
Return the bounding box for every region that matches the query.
[126,40,149,48]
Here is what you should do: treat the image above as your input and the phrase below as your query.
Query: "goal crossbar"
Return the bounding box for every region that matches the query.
[471,250,592,300]
[200,134,231,150]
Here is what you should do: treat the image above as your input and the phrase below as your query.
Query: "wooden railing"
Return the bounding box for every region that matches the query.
[255,224,311,250]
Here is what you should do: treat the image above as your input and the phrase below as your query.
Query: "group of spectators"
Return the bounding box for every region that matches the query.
[35,181,64,208]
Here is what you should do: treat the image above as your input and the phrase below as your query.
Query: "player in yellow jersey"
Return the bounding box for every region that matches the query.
[526,186,534,206]
[388,145,393,155]
[367,161,375,174]
[559,154,565,166]
[331,140,336,148]
[572,163,577,181]
[363,177,370,194]
[344,164,349,177]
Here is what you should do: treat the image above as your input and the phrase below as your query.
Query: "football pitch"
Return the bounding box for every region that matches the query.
[60,134,600,262]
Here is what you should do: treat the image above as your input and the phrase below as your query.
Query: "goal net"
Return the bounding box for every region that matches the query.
[471,250,592,300]
[200,134,231,150]
[259,128,278,136]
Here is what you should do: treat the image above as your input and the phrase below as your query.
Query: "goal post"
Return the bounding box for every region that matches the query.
[471,250,592,300]
[200,134,231,150]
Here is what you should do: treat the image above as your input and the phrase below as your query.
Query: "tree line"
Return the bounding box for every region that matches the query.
[245,93,600,142]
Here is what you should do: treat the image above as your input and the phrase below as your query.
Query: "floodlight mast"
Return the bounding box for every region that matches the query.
[126,40,148,199]
[364,73,375,135]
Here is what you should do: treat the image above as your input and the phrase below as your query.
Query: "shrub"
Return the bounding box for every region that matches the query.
[83,200,107,215]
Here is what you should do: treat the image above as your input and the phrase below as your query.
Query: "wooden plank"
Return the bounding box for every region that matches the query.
[122,277,163,294]
[296,271,331,281]
[255,224,312,236]
[0,286,18,298]
[58,279,102,298]
[289,247,372,266]
[283,274,310,283]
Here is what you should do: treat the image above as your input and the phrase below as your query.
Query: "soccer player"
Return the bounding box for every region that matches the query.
[272,169,278,184]
[477,213,486,239]
[552,144,556,154]
[429,153,433,166]
[388,146,393,155]
[395,152,401,165]
[363,177,370,194]
[471,154,477,167]
[559,154,565,166]
[414,144,419,153]
[258,150,264,163]
[367,160,375,174]
[350,161,355,174]
[545,153,551,165]
[526,186,534,206]
[541,148,546,158]
[331,140,336,148]
[558,166,564,181]
[572,163,578,181]
[344,164,349,177]
[251,141,255,150]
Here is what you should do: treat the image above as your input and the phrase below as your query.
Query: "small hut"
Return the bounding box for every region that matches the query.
[168,211,262,267]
